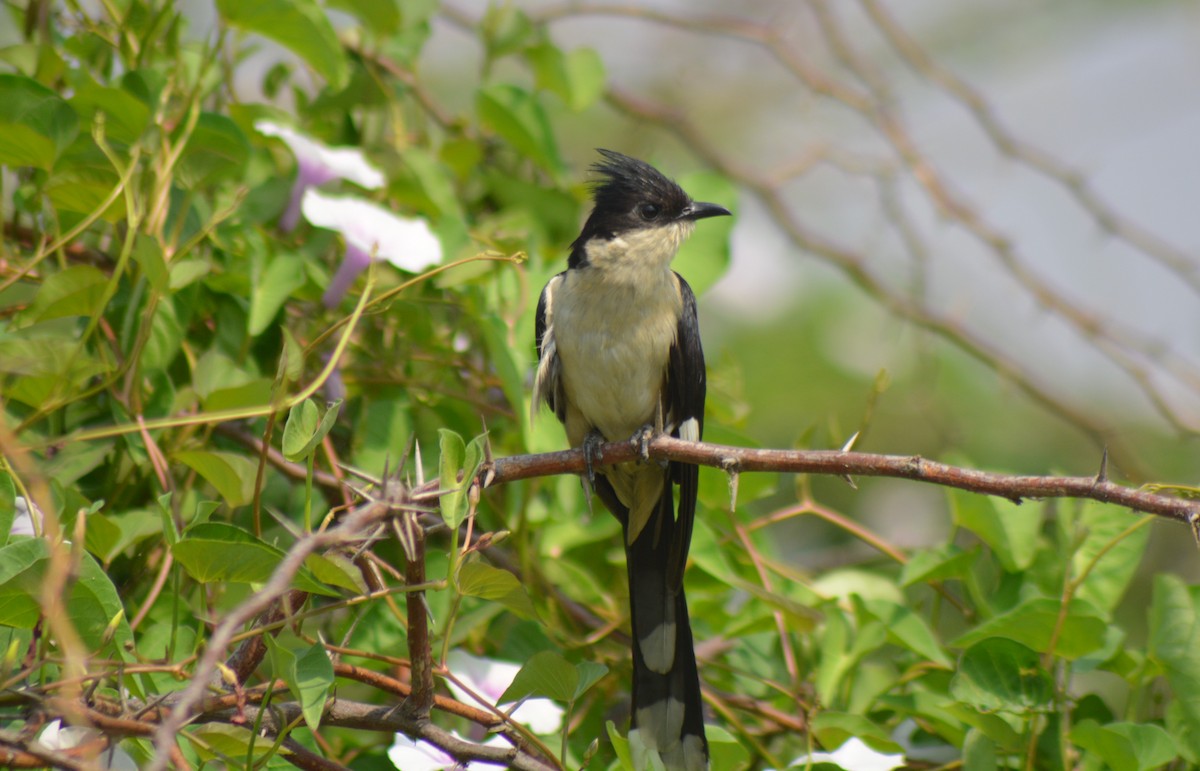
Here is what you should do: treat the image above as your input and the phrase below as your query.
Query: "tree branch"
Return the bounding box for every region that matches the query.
[487,435,1200,526]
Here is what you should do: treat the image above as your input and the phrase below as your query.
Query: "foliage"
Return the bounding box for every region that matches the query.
[0,2,1195,770]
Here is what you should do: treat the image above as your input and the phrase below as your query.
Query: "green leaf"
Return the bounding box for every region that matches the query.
[170,257,212,290]
[705,725,750,771]
[963,728,998,771]
[0,539,52,628]
[606,720,636,771]
[186,723,278,763]
[141,295,184,372]
[155,493,179,546]
[0,539,132,655]
[249,252,306,336]
[861,597,953,667]
[480,314,527,442]
[305,552,365,593]
[295,642,334,730]
[394,146,465,220]
[69,75,151,145]
[351,396,411,475]
[177,112,250,187]
[573,660,608,701]
[900,544,978,586]
[215,0,349,88]
[175,450,258,508]
[457,560,538,620]
[497,649,576,704]
[84,509,160,566]
[481,4,535,59]
[26,265,108,323]
[476,85,564,175]
[0,474,14,542]
[282,398,342,462]
[1149,574,1200,758]
[438,429,465,526]
[0,73,78,169]
[172,522,337,596]
[326,0,400,34]
[950,638,1052,713]
[201,378,274,412]
[1070,720,1177,771]
[1069,503,1150,614]
[951,596,1107,659]
[526,43,606,111]
[810,711,904,753]
[44,136,124,221]
[193,348,252,400]
[438,430,486,530]
[951,489,1042,572]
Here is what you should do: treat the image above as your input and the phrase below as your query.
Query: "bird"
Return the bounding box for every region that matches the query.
[533,149,731,770]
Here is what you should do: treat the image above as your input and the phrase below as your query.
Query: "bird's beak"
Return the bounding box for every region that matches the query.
[681,201,732,221]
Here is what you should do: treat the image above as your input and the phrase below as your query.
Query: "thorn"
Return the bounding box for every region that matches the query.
[1095,446,1109,484]
[397,434,416,475]
[1190,512,1200,549]
[838,433,859,488]
[414,438,425,487]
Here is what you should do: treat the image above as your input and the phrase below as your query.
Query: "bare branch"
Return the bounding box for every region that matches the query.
[488,435,1200,526]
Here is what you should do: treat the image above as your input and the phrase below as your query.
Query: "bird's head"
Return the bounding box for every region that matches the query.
[569,149,731,269]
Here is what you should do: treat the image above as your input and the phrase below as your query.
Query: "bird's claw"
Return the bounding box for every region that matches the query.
[634,424,654,462]
[582,430,606,486]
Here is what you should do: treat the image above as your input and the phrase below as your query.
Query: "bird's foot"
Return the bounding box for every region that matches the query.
[582,429,606,485]
[631,424,667,467]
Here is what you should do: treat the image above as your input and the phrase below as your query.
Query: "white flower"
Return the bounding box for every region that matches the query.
[37,720,137,770]
[388,732,509,770]
[11,496,43,537]
[445,650,564,735]
[783,737,906,771]
[255,120,385,231]
[301,188,443,307]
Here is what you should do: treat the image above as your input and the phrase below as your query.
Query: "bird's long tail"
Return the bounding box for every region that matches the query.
[620,484,708,771]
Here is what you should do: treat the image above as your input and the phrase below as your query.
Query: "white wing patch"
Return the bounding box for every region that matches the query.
[532,274,562,421]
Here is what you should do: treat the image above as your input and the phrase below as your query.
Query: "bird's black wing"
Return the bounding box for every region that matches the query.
[665,272,706,590]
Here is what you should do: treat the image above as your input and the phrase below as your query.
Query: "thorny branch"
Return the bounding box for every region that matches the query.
[489,436,1200,528]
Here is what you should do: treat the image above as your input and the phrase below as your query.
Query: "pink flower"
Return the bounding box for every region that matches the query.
[255,120,385,232]
[301,189,442,307]
[444,651,564,735]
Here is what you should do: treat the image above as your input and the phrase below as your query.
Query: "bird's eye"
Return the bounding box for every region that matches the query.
[637,202,661,220]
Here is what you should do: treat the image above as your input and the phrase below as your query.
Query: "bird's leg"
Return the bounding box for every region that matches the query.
[582,429,606,486]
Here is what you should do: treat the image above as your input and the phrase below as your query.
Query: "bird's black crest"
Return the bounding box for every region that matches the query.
[569,149,692,265]
[590,149,689,220]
